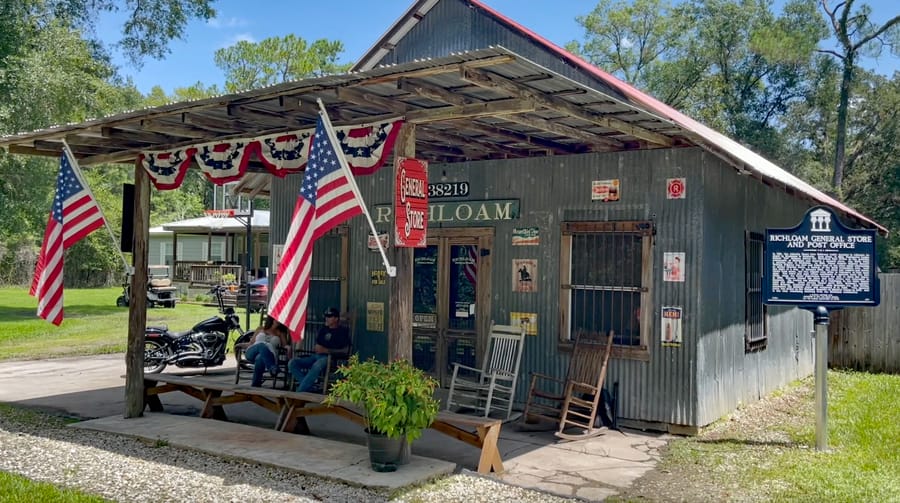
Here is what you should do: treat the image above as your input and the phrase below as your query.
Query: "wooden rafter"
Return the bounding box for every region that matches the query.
[461,67,674,147]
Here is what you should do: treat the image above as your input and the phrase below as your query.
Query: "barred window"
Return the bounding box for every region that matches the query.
[745,231,768,351]
[560,221,653,358]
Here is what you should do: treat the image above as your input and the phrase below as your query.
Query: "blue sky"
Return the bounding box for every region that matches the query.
[96,0,899,95]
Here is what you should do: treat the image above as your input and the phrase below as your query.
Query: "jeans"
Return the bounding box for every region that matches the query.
[289,353,329,392]
[244,343,277,387]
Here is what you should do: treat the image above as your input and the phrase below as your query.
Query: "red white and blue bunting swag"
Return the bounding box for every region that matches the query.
[139,117,404,190]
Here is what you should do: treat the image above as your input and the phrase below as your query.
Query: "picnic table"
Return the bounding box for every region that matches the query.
[141,373,504,473]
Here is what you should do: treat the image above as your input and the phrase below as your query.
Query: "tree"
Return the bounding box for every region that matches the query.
[818,0,900,196]
[39,0,215,65]
[214,34,350,92]
[569,0,825,159]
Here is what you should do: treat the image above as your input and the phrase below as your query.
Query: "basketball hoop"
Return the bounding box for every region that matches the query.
[206,209,234,230]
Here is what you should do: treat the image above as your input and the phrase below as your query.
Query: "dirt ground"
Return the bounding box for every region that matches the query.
[611,379,814,502]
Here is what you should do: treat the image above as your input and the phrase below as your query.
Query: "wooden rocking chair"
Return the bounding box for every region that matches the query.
[446,323,527,419]
[522,330,614,440]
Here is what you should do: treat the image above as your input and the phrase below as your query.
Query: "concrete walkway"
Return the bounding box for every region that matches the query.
[0,354,671,501]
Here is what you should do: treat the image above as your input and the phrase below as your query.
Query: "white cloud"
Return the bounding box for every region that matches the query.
[219,33,257,48]
[207,16,248,29]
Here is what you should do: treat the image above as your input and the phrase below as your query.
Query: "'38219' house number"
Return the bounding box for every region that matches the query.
[428,181,469,198]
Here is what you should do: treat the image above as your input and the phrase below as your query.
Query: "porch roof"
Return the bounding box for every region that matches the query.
[0,46,884,234]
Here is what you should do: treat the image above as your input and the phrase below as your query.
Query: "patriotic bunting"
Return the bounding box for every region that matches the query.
[195,140,253,185]
[256,130,313,175]
[138,147,197,190]
[138,118,404,190]
[336,119,403,175]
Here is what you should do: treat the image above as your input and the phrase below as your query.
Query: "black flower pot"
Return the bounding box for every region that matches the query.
[366,430,405,472]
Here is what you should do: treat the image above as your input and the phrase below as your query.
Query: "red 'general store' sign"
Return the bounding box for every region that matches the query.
[394,157,428,247]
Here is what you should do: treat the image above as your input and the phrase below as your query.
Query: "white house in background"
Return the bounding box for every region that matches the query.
[148,210,270,282]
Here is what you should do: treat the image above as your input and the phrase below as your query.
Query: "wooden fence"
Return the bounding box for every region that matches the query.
[829,273,900,373]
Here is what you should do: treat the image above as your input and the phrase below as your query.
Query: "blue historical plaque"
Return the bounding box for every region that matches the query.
[764,206,879,307]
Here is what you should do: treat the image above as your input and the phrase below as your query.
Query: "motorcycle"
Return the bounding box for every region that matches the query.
[143,286,246,373]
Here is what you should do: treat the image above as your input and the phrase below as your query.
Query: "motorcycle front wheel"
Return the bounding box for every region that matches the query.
[144,340,169,373]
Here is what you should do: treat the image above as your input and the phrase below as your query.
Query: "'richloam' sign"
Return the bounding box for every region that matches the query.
[764,206,879,307]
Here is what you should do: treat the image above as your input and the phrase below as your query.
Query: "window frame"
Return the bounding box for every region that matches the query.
[745,231,768,352]
[559,221,653,361]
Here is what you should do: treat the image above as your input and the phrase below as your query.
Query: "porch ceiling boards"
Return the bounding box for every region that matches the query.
[0,47,691,198]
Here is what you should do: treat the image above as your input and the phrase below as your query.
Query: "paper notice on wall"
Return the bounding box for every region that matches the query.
[510,312,538,335]
[366,302,384,333]
[661,306,682,347]
[664,252,685,282]
[512,258,537,292]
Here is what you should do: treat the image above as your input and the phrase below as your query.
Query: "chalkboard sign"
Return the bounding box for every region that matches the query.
[764,206,879,307]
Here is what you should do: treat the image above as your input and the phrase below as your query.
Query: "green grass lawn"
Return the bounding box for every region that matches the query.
[0,287,255,361]
[0,471,111,503]
[657,370,900,502]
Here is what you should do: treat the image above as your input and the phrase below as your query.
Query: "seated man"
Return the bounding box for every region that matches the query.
[289,307,350,392]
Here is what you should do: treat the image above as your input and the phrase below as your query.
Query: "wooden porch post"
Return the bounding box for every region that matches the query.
[388,124,415,362]
[125,157,150,418]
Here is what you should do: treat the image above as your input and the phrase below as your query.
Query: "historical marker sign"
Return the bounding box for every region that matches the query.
[764,206,879,307]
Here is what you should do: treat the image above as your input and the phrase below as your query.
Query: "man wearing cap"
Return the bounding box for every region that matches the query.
[288,307,351,392]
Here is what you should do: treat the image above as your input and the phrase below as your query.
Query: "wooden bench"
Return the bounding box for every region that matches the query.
[141,373,504,473]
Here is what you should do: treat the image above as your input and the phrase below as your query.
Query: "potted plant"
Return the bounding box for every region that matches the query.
[326,355,440,472]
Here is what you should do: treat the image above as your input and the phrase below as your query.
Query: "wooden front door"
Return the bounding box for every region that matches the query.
[411,227,493,386]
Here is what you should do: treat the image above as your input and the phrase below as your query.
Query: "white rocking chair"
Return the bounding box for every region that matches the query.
[446,323,527,419]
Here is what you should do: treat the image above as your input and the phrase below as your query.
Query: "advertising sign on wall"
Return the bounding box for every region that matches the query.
[394,157,428,247]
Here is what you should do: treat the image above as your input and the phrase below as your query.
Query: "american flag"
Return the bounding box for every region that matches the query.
[268,116,364,339]
[463,245,478,285]
[30,152,105,325]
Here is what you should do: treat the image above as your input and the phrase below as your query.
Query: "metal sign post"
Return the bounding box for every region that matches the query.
[763,206,879,451]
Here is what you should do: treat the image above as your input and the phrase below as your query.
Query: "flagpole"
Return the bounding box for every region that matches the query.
[60,140,131,276]
[315,99,397,277]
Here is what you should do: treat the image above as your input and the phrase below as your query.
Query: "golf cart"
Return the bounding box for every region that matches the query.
[116,265,178,308]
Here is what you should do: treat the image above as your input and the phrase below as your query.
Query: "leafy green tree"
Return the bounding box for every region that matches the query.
[569,0,825,159]
[214,34,350,92]
[818,0,900,196]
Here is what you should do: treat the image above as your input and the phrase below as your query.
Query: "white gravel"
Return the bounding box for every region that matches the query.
[0,406,576,502]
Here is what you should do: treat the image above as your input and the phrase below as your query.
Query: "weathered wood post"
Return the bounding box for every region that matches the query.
[125,157,150,418]
[389,123,415,362]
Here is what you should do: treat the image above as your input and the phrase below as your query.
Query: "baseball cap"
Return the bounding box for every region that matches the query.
[324,307,340,317]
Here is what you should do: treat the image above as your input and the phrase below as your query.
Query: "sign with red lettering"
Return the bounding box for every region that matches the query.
[394,157,428,247]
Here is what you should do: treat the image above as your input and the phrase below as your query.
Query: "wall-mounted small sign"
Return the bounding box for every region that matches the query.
[510,312,538,335]
[413,312,437,329]
[661,306,683,347]
[370,269,386,286]
[367,232,389,251]
[394,156,428,248]
[667,178,686,199]
[428,181,469,199]
[663,252,685,282]
[366,302,384,332]
[592,179,620,202]
[512,227,540,246]
[512,258,538,292]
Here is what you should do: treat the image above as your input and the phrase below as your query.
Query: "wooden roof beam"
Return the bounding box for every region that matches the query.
[406,98,535,124]
[452,120,582,155]
[500,114,621,149]
[101,127,192,145]
[461,67,674,147]
[335,87,409,114]
[397,78,475,106]
[140,119,212,139]
[419,127,534,158]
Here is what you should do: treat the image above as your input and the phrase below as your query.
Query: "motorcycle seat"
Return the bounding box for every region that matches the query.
[170,330,193,339]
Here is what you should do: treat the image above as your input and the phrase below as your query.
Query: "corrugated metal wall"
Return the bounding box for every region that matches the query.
[829,273,900,373]
[342,147,720,427]
[697,155,815,426]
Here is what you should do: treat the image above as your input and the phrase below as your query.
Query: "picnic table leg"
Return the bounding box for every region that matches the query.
[279,401,311,435]
[476,423,504,474]
[201,390,228,420]
[143,379,164,413]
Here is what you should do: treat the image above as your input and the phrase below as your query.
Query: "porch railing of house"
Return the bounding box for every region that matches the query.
[174,261,243,287]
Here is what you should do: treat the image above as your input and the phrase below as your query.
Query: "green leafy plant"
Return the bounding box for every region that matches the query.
[326,355,439,443]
